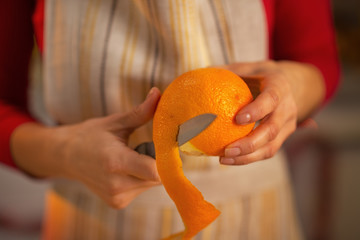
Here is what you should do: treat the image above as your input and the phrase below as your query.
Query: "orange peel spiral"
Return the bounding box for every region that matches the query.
[153,68,255,239]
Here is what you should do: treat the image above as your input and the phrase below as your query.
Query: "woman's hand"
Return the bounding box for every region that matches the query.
[11,88,162,209]
[219,61,325,165]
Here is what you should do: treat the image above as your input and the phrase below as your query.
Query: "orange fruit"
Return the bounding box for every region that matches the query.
[153,68,255,239]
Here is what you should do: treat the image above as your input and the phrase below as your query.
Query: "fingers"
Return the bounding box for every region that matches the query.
[111,145,160,182]
[105,87,161,133]
[82,145,161,209]
[84,170,159,197]
[85,180,156,209]
[215,61,312,165]
[235,87,280,125]
[107,186,154,209]
[227,117,282,156]
[220,119,296,165]
[222,94,297,165]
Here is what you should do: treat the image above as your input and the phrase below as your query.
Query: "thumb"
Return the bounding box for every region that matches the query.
[106,87,161,133]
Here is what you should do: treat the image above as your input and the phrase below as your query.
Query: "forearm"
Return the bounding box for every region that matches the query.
[278,61,326,122]
[10,122,66,178]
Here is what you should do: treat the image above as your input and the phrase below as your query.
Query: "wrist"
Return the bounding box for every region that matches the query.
[279,61,325,122]
[10,123,68,178]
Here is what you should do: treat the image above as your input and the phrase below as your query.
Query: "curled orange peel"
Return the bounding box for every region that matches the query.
[154,128,220,239]
[153,68,254,239]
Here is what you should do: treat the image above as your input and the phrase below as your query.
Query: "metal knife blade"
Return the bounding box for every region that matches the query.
[177,113,217,146]
[134,113,217,158]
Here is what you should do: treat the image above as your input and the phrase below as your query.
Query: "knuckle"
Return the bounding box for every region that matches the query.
[234,155,256,165]
[246,141,256,154]
[235,157,250,165]
[100,148,124,174]
[267,89,280,108]
[149,168,160,182]
[131,105,143,120]
[266,122,280,141]
[264,145,277,159]
[102,157,120,174]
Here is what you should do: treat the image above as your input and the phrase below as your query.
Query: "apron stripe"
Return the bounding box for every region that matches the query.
[208,0,229,64]
[99,0,118,116]
[79,0,101,120]
[141,18,154,98]
[118,1,134,110]
[260,189,278,240]
[175,0,185,74]
[126,11,140,109]
[147,0,159,89]
[160,207,174,238]
[213,0,234,63]
[169,0,179,78]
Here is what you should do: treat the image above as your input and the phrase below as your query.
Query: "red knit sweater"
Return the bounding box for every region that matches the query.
[0,0,340,170]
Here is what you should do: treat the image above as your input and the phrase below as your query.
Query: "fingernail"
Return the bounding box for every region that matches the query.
[220,157,235,165]
[146,87,156,99]
[236,113,251,125]
[225,148,241,157]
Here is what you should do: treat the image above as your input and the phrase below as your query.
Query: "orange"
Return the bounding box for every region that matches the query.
[153,68,255,239]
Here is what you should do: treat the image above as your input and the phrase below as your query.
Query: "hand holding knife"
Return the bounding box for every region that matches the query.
[135,113,217,158]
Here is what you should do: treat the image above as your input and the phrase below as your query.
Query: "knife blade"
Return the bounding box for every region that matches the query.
[177,113,217,146]
[134,113,217,158]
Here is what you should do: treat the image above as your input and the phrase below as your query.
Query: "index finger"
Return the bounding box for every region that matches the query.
[236,86,280,125]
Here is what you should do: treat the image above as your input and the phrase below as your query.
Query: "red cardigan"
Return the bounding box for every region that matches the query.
[0,0,340,170]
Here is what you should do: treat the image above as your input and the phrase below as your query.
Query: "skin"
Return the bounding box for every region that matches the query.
[220,60,325,165]
[11,87,162,209]
[10,60,325,208]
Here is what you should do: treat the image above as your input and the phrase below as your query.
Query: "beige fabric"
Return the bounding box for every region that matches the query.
[43,152,302,240]
[41,0,302,239]
[43,0,267,126]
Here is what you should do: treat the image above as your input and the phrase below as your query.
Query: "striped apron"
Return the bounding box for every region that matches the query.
[40,0,303,239]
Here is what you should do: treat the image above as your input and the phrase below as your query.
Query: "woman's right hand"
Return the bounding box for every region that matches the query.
[11,88,162,209]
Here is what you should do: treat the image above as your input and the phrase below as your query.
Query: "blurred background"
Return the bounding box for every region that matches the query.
[286,0,360,239]
[0,1,359,239]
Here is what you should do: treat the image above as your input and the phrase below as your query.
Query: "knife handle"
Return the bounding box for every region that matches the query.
[134,142,156,159]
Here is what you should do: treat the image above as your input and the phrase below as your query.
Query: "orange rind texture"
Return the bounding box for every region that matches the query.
[153,68,254,239]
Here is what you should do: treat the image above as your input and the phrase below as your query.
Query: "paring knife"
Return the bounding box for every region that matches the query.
[134,113,217,158]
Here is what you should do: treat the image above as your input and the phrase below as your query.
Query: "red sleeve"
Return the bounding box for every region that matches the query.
[0,1,37,170]
[33,0,45,54]
[264,0,341,104]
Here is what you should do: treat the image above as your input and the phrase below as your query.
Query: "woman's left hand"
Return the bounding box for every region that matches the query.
[219,60,325,165]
